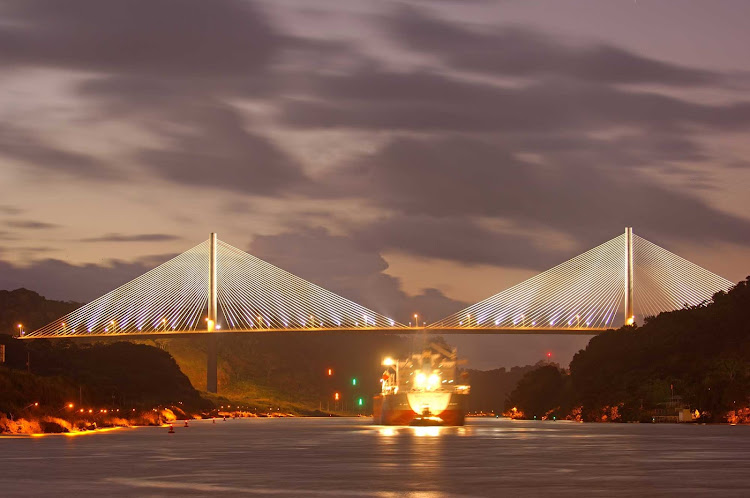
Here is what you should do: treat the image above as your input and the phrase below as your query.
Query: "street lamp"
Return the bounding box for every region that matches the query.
[17,323,23,336]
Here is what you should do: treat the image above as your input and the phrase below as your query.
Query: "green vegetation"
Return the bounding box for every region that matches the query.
[507,276,750,423]
[0,288,79,335]
[506,364,571,419]
[159,334,413,413]
[0,338,208,416]
[466,364,537,414]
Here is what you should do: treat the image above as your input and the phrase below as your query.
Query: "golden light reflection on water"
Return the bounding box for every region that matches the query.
[376,425,471,438]
[413,426,441,437]
[6,427,126,438]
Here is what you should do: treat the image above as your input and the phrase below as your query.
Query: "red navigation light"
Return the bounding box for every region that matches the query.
[547,352,552,358]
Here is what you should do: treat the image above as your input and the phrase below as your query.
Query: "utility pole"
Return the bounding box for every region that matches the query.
[207,232,218,393]
[624,227,634,326]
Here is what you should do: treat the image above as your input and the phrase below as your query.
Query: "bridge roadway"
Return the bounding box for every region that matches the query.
[18,326,604,340]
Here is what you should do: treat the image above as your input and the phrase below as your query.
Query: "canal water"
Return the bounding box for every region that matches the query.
[1,417,748,497]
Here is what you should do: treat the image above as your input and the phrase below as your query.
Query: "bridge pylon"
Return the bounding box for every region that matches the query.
[625,227,634,326]
[207,233,218,393]
[427,227,733,332]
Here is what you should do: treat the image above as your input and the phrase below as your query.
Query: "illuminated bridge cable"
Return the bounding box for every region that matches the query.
[215,240,400,330]
[429,231,733,331]
[24,230,734,338]
[26,237,405,338]
[631,235,733,322]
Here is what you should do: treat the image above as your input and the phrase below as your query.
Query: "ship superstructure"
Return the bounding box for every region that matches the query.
[373,342,470,426]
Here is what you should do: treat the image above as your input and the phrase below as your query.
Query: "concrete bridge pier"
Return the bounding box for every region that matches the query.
[207,335,217,393]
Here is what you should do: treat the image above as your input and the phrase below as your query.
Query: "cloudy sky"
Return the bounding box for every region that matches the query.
[1,0,749,368]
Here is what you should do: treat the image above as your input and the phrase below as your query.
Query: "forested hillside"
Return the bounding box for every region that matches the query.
[507,277,750,423]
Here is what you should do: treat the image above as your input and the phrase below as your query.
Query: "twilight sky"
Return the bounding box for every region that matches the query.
[1,0,749,369]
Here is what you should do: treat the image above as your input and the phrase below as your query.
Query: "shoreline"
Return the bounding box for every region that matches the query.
[3,415,747,437]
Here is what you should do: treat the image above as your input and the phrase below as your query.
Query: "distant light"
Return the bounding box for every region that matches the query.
[382,357,394,366]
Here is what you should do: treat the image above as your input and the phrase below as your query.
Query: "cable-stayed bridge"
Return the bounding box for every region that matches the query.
[19,228,734,392]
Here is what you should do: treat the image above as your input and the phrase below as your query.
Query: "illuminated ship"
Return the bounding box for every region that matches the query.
[373,342,470,426]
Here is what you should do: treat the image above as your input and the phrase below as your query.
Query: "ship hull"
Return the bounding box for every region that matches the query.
[373,392,468,426]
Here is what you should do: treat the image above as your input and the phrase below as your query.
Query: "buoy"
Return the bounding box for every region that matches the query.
[168,424,174,434]
[184,420,189,427]
[212,418,216,424]
[223,416,227,421]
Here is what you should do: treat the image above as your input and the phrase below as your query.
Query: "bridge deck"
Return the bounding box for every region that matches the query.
[18,326,605,340]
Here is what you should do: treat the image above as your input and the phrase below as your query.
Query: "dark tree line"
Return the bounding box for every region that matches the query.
[507,277,750,422]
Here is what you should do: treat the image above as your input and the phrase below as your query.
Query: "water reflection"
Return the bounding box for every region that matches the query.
[376,425,471,438]
[1,418,747,496]
[412,426,441,437]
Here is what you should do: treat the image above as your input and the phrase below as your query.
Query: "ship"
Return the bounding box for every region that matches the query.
[373,342,470,426]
